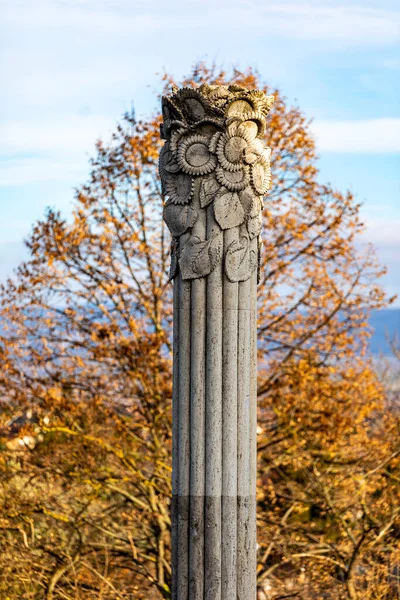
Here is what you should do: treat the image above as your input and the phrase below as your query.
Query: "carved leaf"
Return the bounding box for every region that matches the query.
[214,189,245,230]
[162,96,183,124]
[251,161,270,194]
[225,235,257,282]
[168,239,179,281]
[159,170,167,195]
[200,174,220,208]
[247,213,262,240]
[257,239,262,285]
[246,196,262,239]
[179,233,222,280]
[184,98,206,122]
[164,150,180,174]
[163,204,197,237]
[239,187,254,215]
[249,195,261,218]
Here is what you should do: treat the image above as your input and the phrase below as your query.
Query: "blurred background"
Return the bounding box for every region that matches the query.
[0,3,400,599]
[1,0,399,299]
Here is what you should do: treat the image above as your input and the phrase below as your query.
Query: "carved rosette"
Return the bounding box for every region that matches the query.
[160,84,274,282]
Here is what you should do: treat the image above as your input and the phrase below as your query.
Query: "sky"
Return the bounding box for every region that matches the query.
[0,0,399,301]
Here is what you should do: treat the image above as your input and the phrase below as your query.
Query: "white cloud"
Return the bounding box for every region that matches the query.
[0,54,137,108]
[1,0,399,45]
[361,217,400,303]
[1,0,398,124]
[251,3,400,43]
[1,0,164,34]
[311,118,400,153]
[380,58,400,69]
[363,216,400,248]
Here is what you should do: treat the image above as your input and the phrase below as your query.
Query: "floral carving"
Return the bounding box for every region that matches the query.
[215,166,249,191]
[165,172,194,205]
[177,134,217,176]
[250,159,271,195]
[226,99,254,117]
[216,129,254,172]
[162,96,183,127]
[209,131,222,153]
[159,84,274,281]
[170,128,188,153]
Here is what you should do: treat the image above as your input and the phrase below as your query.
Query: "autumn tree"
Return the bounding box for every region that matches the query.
[0,63,398,600]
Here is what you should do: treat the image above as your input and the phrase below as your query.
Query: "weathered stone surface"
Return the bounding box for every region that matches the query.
[199,174,220,208]
[160,83,273,281]
[179,233,222,280]
[225,235,257,282]
[165,172,194,205]
[215,165,249,192]
[214,189,244,231]
[160,83,274,600]
[164,204,198,237]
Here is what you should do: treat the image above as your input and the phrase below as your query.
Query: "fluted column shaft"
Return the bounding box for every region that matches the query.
[160,84,274,600]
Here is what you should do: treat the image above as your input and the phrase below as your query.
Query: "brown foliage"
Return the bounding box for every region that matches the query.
[0,63,398,599]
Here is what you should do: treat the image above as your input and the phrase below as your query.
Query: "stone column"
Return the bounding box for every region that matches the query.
[159,84,274,600]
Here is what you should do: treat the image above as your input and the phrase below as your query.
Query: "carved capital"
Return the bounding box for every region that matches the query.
[159,84,274,282]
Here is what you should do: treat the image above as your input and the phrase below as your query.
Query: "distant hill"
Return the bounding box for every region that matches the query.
[368,308,400,357]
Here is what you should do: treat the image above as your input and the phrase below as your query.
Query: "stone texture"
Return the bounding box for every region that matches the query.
[160,83,274,600]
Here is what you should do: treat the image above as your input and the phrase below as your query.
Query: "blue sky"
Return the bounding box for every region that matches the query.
[0,0,399,300]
